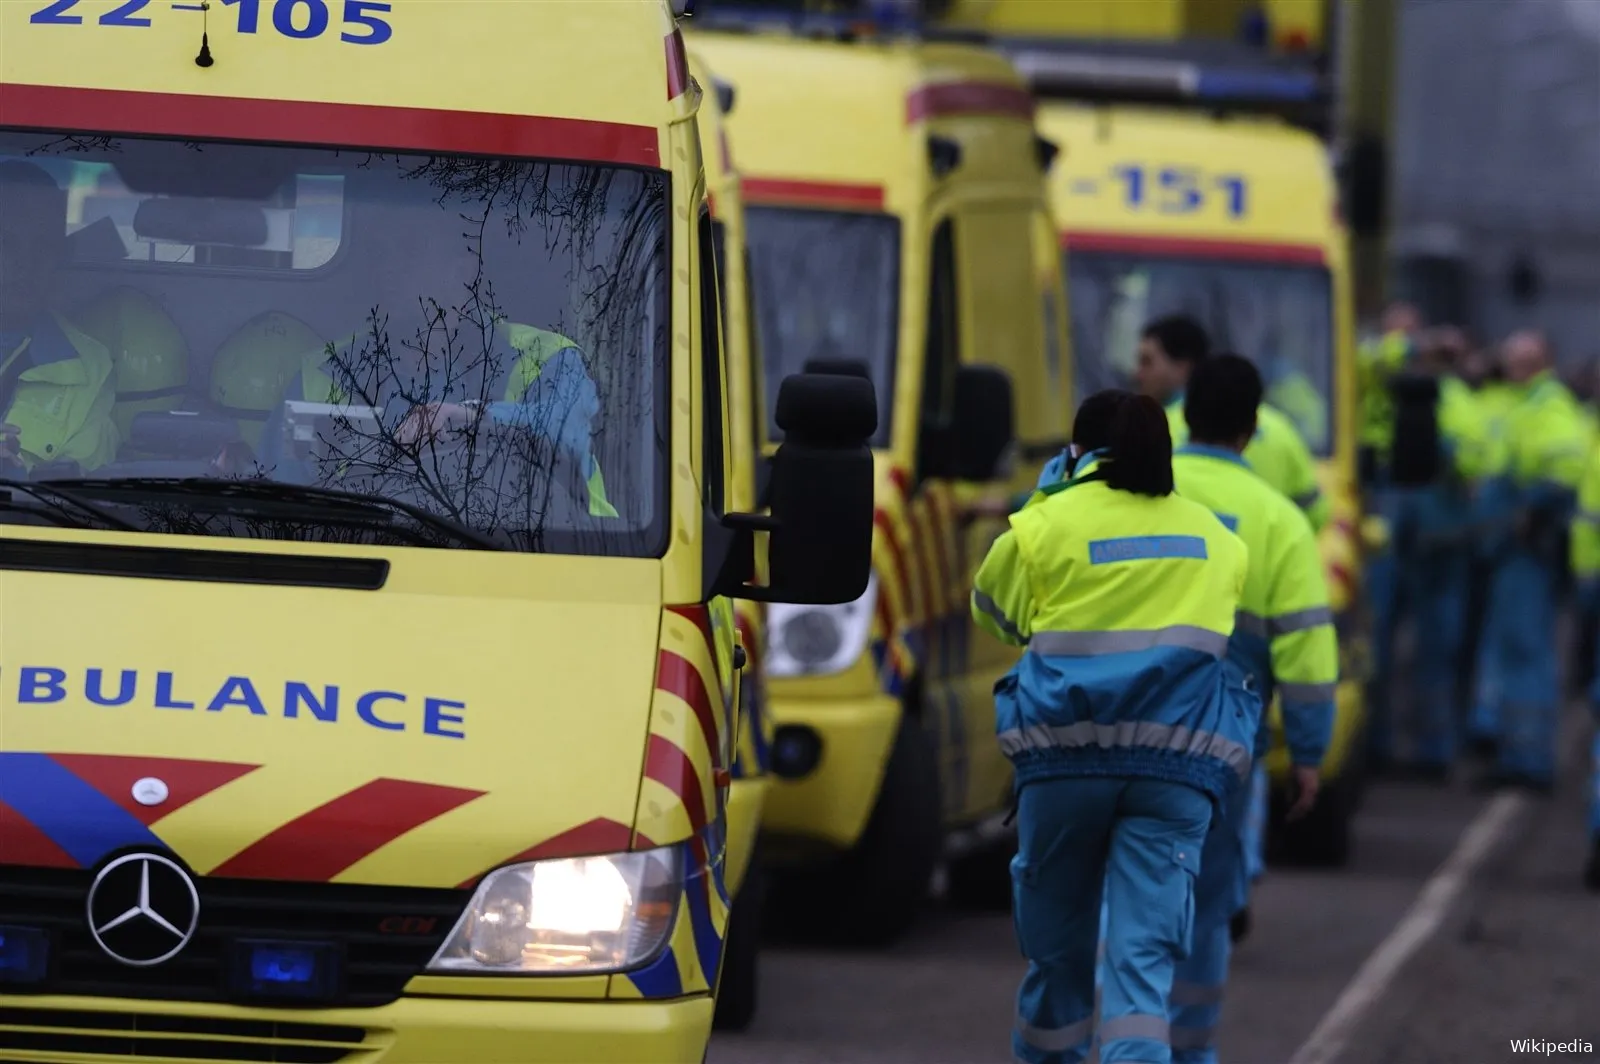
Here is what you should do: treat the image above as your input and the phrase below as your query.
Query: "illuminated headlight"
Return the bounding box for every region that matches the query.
[766,574,878,678]
[428,848,681,975]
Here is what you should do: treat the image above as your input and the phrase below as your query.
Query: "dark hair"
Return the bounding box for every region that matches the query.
[1185,353,1262,444]
[1142,314,1211,365]
[1071,389,1173,496]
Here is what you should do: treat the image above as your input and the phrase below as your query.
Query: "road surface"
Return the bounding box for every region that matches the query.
[709,712,1598,1064]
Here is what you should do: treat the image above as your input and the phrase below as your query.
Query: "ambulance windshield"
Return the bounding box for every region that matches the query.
[1067,252,1336,457]
[0,133,670,557]
[744,206,899,448]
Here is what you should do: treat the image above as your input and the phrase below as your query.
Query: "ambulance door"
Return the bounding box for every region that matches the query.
[951,201,1046,822]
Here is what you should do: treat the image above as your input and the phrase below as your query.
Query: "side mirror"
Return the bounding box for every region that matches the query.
[717,372,876,605]
[923,365,1015,481]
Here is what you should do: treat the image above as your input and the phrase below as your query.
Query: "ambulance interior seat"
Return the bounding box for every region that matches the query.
[55,171,591,492]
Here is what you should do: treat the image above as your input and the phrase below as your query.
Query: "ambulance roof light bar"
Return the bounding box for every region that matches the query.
[683,0,926,40]
[999,37,1330,133]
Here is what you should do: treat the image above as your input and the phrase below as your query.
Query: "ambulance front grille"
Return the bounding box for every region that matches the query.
[0,867,469,1008]
[0,1007,381,1062]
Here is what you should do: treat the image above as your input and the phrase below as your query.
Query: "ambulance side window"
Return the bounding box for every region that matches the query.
[918,217,959,480]
[698,209,728,516]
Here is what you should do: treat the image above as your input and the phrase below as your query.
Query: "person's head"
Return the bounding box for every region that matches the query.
[1501,329,1550,384]
[0,161,69,327]
[1136,314,1210,404]
[1417,324,1469,375]
[1071,388,1174,496]
[1381,301,1422,338]
[1184,353,1262,452]
[1459,347,1492,388]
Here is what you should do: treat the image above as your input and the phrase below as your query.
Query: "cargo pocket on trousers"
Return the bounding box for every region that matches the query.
[1168,839,1200,960]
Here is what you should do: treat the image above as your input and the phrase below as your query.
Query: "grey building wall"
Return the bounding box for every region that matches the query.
[1390,0,1600,361]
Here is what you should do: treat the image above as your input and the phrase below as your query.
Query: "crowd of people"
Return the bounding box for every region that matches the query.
[974,305,1600,1064]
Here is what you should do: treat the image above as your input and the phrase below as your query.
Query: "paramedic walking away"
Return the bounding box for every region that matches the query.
[972,390,1256,1064]
[1166,355,1338,1064]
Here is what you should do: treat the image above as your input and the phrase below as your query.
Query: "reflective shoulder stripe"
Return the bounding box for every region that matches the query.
[1268,605,1335,637]
[1278,680,1339,703]
[1030,626,1228,658]
[973,589,1024,642]
[1234,611,1269,639]
[1578,510,1600,527]
[998,721,1251,779]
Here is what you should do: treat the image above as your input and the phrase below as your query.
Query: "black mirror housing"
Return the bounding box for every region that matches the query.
[717,372,877,606]
[922,364,1015,482]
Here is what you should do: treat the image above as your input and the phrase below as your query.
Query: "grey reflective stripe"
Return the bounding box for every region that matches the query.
[1171,1025,1216,1050]
[1016,1016,1092,1052]
[1279,680,1339,703]
[1170,980,1225,1006]
[1030,626,1228,658]
[1293,487,1322,509]
[998,720,1251,778]
[1269,605,1335,637]
[974,590,1025,642]
[1234,611,1268,639]
[1099,1014,1169,1044]
[1580,509,1600,527]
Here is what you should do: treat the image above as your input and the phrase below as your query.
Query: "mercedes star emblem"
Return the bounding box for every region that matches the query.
[86,852,201,967]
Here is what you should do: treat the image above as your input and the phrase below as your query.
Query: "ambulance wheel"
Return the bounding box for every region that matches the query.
[713,859,764,1031]
[1269,774,1355,868]
[945,834,1016,911]
[772,710,941,947]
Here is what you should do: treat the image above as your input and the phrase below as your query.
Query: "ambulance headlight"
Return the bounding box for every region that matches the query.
[766,573,878,678]
[428,848,681,974]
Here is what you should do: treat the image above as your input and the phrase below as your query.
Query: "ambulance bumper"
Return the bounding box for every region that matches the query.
[0,994,715,1064]
[760,690,900,853]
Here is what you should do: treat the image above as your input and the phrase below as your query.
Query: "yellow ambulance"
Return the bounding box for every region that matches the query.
[1022,57,1368,864]
[689,13,1074,943]
[687,44,772,1031]
[0,2,875,1060]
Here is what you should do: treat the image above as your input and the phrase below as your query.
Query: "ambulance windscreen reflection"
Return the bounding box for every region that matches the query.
[0,136,671,558]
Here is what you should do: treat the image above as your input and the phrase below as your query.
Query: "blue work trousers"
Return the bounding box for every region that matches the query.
[1469,559,1516,746]
[1012,777,1212,1064]
[1168,778,1253,1064]
[1366,485,1470,765]
[1486,547,1563,781]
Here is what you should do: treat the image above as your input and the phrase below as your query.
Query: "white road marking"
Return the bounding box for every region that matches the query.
[1286,791,1529,1064]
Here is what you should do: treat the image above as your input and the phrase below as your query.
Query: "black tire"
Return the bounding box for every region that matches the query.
[712,857,764,1031]
[768,710,942,947]
[1268,774,1355,868]
[945,832,1016,912]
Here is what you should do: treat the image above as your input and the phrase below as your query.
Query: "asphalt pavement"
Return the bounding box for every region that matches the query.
[709,715,1598,1064]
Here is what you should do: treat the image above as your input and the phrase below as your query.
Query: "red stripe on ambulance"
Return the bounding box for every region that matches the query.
[212,779,485,882]
[656,650,721,769]
[0,798,75,869]
[0,83,662,169]
[644,734,709,832]
[458,817,636,888]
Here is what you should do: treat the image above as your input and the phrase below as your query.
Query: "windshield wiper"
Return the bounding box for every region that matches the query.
[0,478,142,533]
[38,477,506,551]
